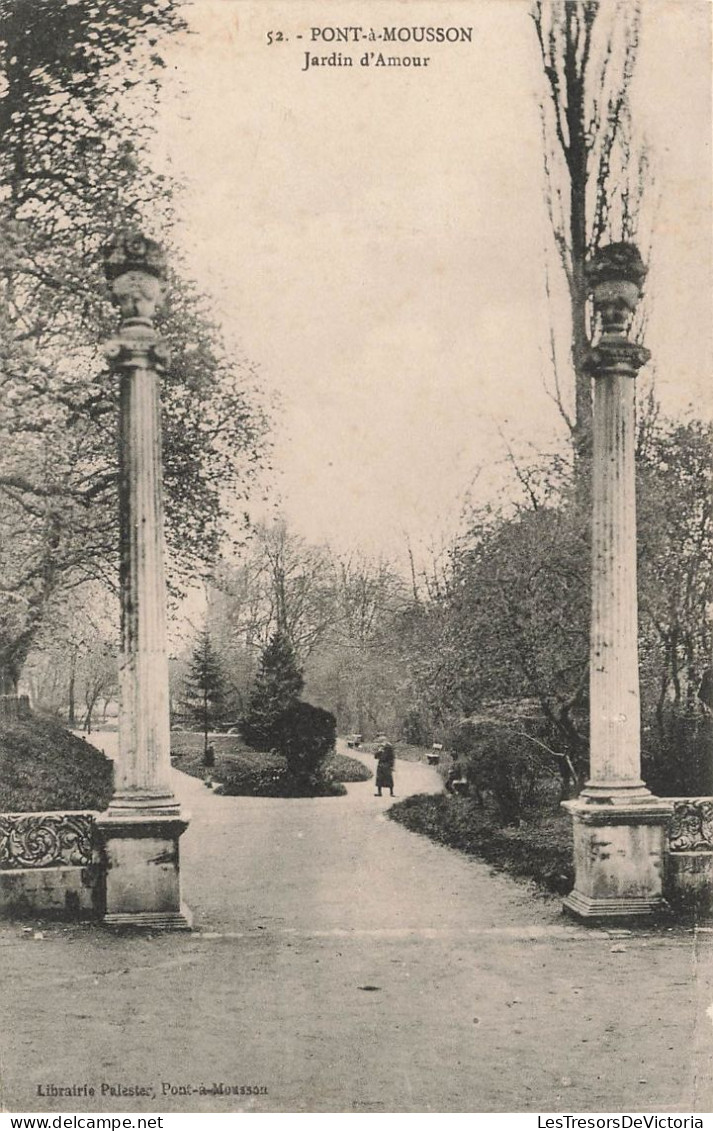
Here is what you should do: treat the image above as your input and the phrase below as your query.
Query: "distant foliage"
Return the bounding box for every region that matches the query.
[642,713,713,798]
[209,532,410,740]
[400,708,433,747]
[215,412,710,806]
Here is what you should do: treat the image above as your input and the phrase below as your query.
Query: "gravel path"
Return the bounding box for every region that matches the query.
[0,739,710,1114]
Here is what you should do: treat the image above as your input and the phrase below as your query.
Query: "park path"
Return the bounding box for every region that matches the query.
[176,747,557,935]
[0,740,711,1114]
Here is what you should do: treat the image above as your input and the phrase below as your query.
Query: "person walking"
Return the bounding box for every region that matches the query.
[374,740,395,797]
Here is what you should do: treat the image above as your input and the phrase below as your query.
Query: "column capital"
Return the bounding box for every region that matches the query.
[586,339,650,379]
[104,331,170,373]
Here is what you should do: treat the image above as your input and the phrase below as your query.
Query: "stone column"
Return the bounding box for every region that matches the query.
[95,232,191,929]
[563,243,672,922]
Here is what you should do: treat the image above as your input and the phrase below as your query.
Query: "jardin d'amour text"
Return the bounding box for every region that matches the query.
[264,26,475,71]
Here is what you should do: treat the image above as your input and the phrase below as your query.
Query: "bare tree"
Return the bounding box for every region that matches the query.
[533,0,650,464]
[80,647,118,735]
[207,517,338,721]
[22,581,118,725]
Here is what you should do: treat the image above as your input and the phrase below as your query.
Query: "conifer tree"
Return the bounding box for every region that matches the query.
[183,631,226,763]
[240,632,304,752]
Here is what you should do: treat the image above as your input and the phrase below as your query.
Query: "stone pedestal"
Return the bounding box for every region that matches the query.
[563,798,672,921]
[97,232,190,930]
[97,814,192,929]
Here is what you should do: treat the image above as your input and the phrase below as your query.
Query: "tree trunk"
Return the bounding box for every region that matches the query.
[68,665,76,726]
[0,667,17,696]
[203,687,209,759]
[565,14,593,472]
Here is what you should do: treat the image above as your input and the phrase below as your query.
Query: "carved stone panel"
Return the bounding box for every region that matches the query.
[669,799,713,853]
[0,812,96,870]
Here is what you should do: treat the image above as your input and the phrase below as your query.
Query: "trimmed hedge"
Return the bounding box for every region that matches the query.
[280,701,337,783]
[170,734,358,797]
[217,765,346,798]
[0,714,113,812]
[329,753,372,782]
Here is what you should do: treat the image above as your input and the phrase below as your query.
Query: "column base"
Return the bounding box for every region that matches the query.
[106,790,182,818]
[578,782,652,804]
[102,903,193,931]
[562,795,673,923]
[96,811,191,930]
[562,890,669,922]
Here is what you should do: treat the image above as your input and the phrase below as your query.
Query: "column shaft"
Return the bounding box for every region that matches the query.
[587,366,645,794]
[113,357,175,810]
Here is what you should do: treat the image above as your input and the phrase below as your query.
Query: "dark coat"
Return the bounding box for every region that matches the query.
[375,743,395,788]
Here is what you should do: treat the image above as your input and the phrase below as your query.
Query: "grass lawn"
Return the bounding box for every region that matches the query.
[0,714,113,812]
[388,793,574,896]
[170,732,371,797]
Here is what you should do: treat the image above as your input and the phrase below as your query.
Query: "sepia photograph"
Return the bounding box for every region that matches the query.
[0,0,711,1118]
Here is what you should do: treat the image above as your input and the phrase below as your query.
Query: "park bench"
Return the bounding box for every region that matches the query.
[427,742,443,765]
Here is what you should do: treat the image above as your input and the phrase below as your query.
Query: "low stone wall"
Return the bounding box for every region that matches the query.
[2,797,711,924]
[0,811,101,919]
[665,797,713,919]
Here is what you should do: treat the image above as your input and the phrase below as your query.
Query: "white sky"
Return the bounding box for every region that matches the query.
[155,0,712,567]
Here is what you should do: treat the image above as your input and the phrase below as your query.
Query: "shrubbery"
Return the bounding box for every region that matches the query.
[216,761,346,799]
[400,709,432,747]
[642,710,713,797]
[171,733,352,797]
[0,714,113,812]
[328,753,372,782]
[445,719,561,825]
[389,793,573,895]
[443,706,713,819]
[240,699,338,793]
